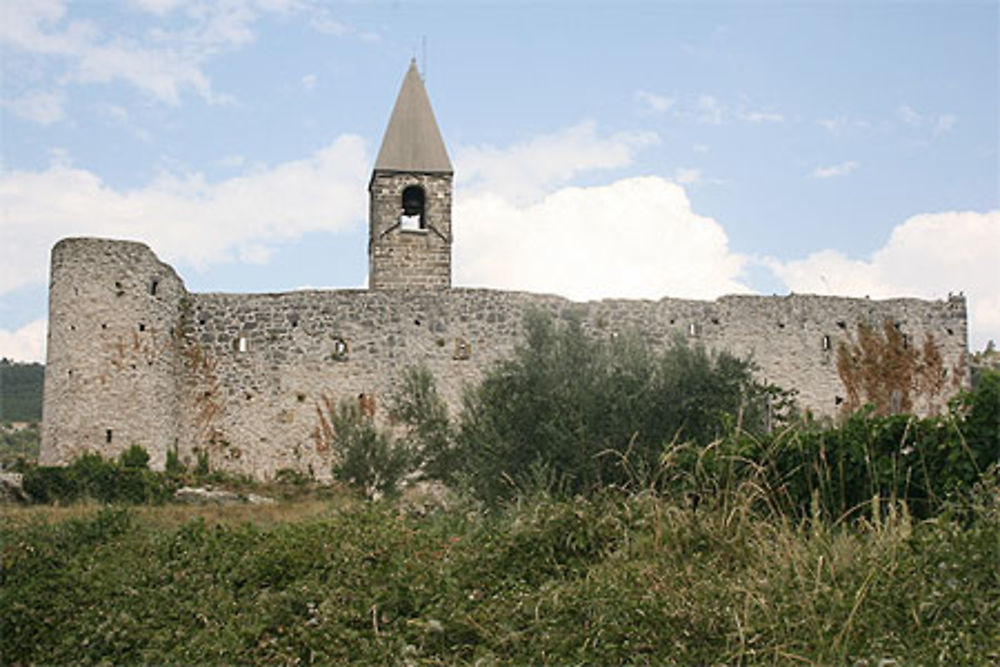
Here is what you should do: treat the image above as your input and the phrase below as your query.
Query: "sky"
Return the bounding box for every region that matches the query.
[1,0,998,363]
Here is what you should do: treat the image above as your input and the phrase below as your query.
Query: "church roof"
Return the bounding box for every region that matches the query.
[373,59,453,174]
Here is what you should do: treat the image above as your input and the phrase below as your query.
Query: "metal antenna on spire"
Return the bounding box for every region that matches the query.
[421,35,427,81]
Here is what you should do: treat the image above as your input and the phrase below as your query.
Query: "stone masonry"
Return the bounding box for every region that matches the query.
[39,236,970,480]
[39,62,971,480]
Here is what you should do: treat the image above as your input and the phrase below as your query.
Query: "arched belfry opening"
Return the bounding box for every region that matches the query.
[400,184,426,230]
[369,59,453,290]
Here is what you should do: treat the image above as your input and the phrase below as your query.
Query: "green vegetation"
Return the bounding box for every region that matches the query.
[448,311,789,502]
[0,359,43,422]
[20,447,176,505]
[3,313,998,663]
[3,482,998,664]
[326,397,414,500]
[334,312,996,519]
[0,421,40,464]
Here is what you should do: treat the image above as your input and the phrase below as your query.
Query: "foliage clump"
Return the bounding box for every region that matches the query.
[20,447,174,504]
[451,310,788,502]
[2,482,997,665]
[322,397,413,500]
[0,421,40,466]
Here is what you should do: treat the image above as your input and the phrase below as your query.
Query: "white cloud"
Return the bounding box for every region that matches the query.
[0,135,369,295]
[812,161,859,178]
[454,176,750,302]
[0,0,358,111]
[933,114,957,136]
[636,90,674,113]
[1,89,66,125]
[455,121,659,204]
[301,73,317,92]
[0,319,47,363]
[818,115,872,137]
[898,104,922,127]
[696,94,724,124]
[766,210,1000,350]
[128,0,188,14]
[740,110,784,123]
[674,168,702,185]
[897,104,958,137]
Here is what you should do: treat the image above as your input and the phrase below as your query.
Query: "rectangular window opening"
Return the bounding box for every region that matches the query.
[106,429,113,443]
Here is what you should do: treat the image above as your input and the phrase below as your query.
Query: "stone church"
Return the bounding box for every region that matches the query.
[40,62,970,480]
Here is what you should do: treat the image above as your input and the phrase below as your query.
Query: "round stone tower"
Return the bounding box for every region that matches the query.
[40,238,185,470]
[369,59,453,290]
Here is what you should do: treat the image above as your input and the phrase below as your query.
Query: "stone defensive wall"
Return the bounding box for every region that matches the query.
[41,238,970,481]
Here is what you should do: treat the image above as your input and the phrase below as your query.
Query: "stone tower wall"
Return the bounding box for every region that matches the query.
[40,238,186,470]
[369,172,452,290]
[40,240,970,481]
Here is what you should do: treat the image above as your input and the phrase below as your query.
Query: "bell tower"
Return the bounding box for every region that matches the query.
[369,59,453,290]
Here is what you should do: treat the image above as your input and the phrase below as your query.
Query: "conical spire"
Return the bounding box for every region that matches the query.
[373,59,452,173]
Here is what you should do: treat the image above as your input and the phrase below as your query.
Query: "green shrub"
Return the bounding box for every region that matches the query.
[388,365,454,483]
[2,491,996,664]
[452,310,788,503]
[710,372,1000,520]
[0,421,40,463]
[20,448,174,504]
[118,444,150,469]
[328,399,414,499]
[164,446,184,476]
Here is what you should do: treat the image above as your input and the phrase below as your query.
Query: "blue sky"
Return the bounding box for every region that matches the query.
[2,0,998,361]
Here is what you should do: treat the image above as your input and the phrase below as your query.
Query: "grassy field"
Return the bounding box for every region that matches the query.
[3,485,998,665]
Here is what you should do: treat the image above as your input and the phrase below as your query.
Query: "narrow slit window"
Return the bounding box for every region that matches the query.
[106,429,113,443]
[822,335,831,351]
[150,280,159,296]
[234,336,249,353]
[688,323,698,337]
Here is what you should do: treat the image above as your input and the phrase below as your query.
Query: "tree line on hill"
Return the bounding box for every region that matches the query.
[0,359,43,422]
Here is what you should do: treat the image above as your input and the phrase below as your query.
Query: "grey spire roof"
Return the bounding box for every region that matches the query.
[373,59,452,173]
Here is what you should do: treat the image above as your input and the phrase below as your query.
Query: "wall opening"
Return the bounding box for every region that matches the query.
[400,185,426,230]
[138,323,146,332]
[822,335,831,351]
[105,429,113,443]
[150,280,159,296]
[233,336,249,353]
[454,338,471,360]
[332,337,349,361]
[688,323,699,337]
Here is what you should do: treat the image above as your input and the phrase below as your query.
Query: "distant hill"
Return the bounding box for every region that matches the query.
[0,360,44,422]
